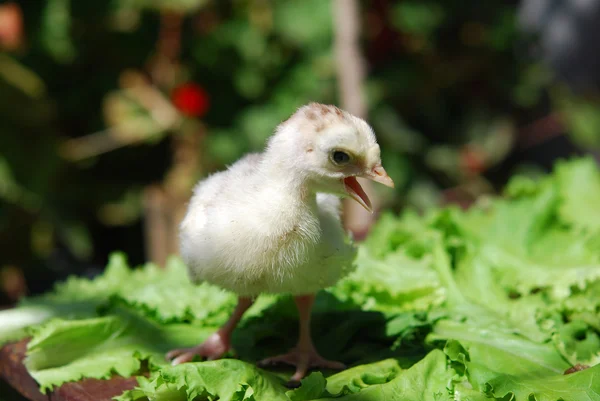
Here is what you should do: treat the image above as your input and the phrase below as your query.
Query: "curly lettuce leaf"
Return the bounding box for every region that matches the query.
[287,350,453,401]
[0,253,237,344]
[117,359,289,401]
[554,157,600,230]
[445,339,600,401]
[24,308,215,393]
[116,256,237,325]
[0,253,132,343]
[330,247,445,313]
[287,358,404,400]
[434,322,570,378]
[487,365,600,401]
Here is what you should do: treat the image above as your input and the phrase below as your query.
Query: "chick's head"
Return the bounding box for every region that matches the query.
[269,103,394,212]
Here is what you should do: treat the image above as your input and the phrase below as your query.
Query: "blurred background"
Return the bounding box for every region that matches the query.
[1,0,600,307]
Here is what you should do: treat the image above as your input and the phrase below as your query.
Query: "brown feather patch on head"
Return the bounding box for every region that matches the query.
[306,103,344,117]
[301,103,347,133]
[305,109,318,121]
[276,103,349,136]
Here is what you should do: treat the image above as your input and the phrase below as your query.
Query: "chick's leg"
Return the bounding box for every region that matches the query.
[166,296,253,365]
[258,294,345,382]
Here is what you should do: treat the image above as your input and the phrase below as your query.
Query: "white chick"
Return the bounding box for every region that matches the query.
[166,103,394,382]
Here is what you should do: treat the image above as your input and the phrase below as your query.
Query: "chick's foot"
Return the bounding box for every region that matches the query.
[166,332,229,365]
[166,297,253,365]
[258,347,346,382]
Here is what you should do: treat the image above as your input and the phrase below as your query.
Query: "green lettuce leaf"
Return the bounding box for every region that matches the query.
[330,247,445,313]
[554,157,600,230]
[287,358,404,400]
[287,350,454,401]
[115,256,236,325]
[24,308,214,393]
[0,253,237,344]
[488,365,600,401]
[445,339,600,401]
[433,321,570,378]
[0,253,132,343]
[117,359,289,401]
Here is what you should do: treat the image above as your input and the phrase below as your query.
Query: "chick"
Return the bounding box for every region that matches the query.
[166,103,394,381]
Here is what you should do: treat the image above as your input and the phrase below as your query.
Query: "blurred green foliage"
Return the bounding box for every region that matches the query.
[0,0,598,297]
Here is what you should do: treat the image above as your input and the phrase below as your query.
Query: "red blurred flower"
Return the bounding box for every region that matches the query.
[459,145,487,174]
[0,2,23,51]
[171,83,210,117]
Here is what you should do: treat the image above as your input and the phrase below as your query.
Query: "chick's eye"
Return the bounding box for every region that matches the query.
[332,151,350,165]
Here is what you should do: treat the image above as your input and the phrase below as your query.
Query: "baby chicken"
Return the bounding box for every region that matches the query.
[166,103,394,382]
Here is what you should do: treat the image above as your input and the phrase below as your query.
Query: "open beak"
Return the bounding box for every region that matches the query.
[343,165,394,213]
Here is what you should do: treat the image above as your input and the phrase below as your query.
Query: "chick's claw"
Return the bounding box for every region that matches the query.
[258,348,346,382]
[166,332,230,365]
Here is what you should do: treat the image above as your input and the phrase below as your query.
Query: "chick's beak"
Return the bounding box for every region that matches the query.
[343,165,395,214]
[366,165,395,188]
